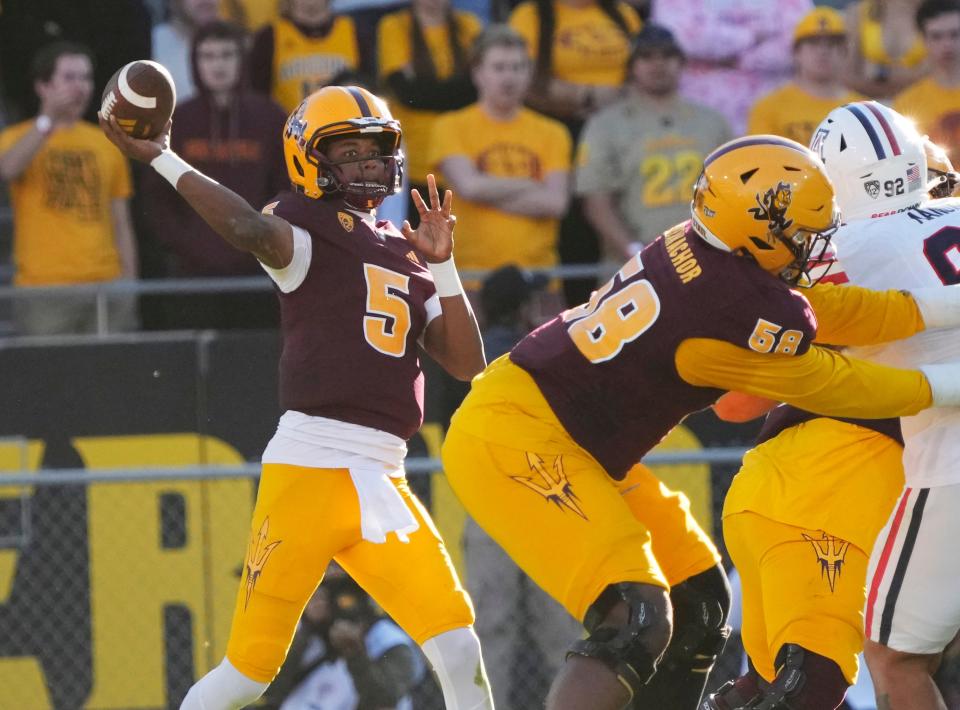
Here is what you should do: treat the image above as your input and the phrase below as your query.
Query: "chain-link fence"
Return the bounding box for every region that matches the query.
[5,455,957,710]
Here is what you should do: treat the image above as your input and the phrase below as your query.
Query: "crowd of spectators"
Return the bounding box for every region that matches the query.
[3,0,960,336]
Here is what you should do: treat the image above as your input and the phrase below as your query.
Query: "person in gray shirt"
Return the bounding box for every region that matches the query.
[576,24,732,264]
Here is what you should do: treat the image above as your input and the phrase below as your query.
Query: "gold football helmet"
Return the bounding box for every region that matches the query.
[691,135,840,285]
[282,85,403,205]
[924,136,959,199]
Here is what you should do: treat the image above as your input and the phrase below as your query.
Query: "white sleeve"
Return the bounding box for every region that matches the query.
[417,293,443,349]
[424,293,442,325]
[259,225,312,293]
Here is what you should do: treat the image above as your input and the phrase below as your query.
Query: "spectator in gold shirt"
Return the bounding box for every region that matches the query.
[748,7,865,145]
[430,25,571,292]
[377,0,482,224]
[894,0,960,162]
[0,42,138,335]
[249,0,360,113]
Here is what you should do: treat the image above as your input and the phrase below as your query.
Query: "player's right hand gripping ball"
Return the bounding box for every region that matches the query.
[100,60,176,139]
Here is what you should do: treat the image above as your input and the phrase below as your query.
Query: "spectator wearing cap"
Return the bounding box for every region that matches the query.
[576,24,731,263]
[894,0,960,161]
[430,25,571,294]
[460,263,581,710]
[652,0,812,135]
[748,7,865,144]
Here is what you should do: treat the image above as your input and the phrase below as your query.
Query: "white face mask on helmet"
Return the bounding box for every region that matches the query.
[810,101,927,220]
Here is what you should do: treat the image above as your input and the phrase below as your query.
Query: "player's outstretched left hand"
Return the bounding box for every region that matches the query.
[98,113,170,164]
[401,173,455,263]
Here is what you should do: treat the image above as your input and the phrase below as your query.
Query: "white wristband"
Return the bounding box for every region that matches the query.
[151,150,192,188]
[910,285,960,329]
[427,257,464,298]
[920,362,960,407]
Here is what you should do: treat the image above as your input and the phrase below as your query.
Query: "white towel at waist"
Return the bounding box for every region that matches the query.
[348,467,419,544]
[262,411,419,543]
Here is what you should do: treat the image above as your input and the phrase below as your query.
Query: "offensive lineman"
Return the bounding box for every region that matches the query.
[707,102,960,710]
[441,134,960,710]
[100,86,495,710]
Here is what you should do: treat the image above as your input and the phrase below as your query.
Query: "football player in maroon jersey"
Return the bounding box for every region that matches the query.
[441,135,960,710]
[101,86,494,710]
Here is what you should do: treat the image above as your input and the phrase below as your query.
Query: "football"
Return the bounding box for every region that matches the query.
[100,60,176,140]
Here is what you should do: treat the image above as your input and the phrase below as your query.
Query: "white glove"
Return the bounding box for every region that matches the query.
[910,285,960,329]
[921,362,960,406]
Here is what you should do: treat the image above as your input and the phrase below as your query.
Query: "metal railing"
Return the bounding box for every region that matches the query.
[0,263,614,336]
[0,446,749,487]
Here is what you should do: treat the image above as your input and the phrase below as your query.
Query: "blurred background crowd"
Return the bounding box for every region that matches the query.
[2,1,960,708]
[7,0,960,338]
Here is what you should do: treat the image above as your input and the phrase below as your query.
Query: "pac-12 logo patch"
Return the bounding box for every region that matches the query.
[338,211,355,232]
[863,180,881,199]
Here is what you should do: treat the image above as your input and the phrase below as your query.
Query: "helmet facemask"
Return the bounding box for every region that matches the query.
[309,130,404,209]
[776,221,838,286]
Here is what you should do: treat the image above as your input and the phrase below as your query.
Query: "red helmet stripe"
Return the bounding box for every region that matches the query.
[864,102,902,156]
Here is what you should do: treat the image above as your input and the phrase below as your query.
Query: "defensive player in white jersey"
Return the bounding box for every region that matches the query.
[811,100,960,710]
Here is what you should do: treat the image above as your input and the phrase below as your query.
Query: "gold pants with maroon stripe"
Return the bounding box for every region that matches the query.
[441,356,719,623]
[225,463,474,682]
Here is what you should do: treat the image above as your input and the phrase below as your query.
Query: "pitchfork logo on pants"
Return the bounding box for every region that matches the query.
[802,532,850,592]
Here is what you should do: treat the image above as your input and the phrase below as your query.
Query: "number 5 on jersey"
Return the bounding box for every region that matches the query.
[364,264,412,357]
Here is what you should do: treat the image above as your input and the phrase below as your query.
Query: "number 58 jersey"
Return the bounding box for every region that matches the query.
[510,222,818,480]
[834,198,960,488]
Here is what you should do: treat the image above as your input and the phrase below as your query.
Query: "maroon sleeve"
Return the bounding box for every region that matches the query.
[249,25,275,96]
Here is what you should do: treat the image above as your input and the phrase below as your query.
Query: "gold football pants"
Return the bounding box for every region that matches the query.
[442,356,719,623]
[225,463,474,682]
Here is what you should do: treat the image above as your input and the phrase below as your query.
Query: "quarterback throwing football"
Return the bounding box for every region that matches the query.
[102,86,494,710]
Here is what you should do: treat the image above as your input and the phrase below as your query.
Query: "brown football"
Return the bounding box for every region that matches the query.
[100,60,176,140]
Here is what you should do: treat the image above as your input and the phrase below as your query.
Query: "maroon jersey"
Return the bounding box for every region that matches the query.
[757,405,903,447]
[269,191,436,440]
[510,222,817,479]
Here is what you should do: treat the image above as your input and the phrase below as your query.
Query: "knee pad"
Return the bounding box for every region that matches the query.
[702,645,847,710]
[701,670,763,710]
[567,582,671,699]
[663,565,732,674]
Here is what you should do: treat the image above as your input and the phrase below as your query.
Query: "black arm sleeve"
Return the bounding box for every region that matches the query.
[385,71,477,112]
[249,25,275,95]
[346,644,418,708]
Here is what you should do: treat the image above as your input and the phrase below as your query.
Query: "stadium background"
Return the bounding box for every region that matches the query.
[0,328,751,709]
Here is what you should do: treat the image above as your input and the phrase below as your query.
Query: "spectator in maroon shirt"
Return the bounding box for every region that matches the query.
[142,21,288,329]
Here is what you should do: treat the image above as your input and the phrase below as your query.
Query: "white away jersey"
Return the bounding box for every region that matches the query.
[833,197,960,487]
